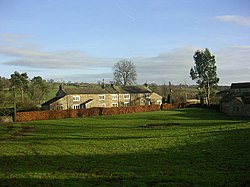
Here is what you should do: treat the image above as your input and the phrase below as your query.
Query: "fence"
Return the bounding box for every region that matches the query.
[16,103,188,122]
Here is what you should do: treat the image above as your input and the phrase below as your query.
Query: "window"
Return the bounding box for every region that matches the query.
[112,103,118,107]
[124,102,129,106]
[73,104,80,109]
[157,100,162,105]
[233,106,240,112]
[99,95,105,100]
[112,94,118,100]
[236,106,240,112]
[73,95,80,101]
[124,94,130,99]
[145,93,150,98]
[56,105,63,110]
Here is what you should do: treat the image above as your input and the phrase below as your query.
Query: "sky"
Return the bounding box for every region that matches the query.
[0,0,250,85]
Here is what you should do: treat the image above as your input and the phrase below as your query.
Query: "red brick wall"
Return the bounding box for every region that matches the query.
[16,103,189,122]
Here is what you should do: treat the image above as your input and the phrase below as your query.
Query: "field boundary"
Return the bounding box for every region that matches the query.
[16,103,189,122]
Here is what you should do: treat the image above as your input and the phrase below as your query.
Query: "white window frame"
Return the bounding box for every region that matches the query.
[145,93,150,98]
[124,94,130,99]
[112,102,118,107]
[73,104,80,109]
[112,94,118,100]
[124,102,130,106]
[73,95,80,101]
[99,95,105,100]
[56,105,63,110]
[157,100,162,105]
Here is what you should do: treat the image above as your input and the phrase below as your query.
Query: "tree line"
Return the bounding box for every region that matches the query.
[0,72,49,114]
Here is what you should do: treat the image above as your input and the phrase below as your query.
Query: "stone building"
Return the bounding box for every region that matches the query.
[42,84,162,110]
[220,82,250,116]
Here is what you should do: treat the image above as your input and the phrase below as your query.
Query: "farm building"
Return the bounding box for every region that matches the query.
[220,82,250,116]
[42,84,162,110]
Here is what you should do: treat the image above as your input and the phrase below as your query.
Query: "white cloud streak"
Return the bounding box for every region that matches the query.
[215,15,250,27]
[112,0,135,20]
[0,40,112,69]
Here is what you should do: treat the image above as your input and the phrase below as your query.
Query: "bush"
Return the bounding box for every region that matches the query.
[16,101,40,112]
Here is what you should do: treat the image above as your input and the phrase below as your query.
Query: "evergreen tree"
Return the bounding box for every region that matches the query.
[190,48,219,106]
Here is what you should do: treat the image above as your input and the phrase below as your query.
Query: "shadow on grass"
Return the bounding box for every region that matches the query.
[1,128,250,187]
[171,108,250,121]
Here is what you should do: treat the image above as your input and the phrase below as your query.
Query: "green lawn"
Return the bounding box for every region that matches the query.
[0,108,249,186]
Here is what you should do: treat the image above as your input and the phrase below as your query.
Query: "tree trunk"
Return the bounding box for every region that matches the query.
[207,83,210,106]
[21,88,24,103]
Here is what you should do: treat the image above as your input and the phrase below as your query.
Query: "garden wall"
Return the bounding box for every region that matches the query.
[16,103,188,122]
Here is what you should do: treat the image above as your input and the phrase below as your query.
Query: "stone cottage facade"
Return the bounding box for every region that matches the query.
[220,82,250,116]
[42,84,162,110]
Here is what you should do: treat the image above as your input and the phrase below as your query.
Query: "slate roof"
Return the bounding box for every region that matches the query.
[103,85,119,94]
[113,85,153,94]
[63,87,109,94]
[231,82,250,89]
[221,94,250,104]
[41,96,63,106]
[61,85,153,95]
[80,99,93,105]
[42,85,157,107]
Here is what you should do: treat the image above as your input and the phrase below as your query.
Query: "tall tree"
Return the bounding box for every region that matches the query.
[113,59,137,86]
[190,48,219,106]
[28,76,48,103]
[10,71,29,102]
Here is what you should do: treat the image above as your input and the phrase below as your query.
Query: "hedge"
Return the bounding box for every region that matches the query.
[16,103,188,122]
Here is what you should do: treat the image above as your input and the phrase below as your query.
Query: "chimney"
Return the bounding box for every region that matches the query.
[110,81,115,88]
[101,79,105,89]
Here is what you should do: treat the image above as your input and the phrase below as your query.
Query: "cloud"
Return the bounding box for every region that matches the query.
[54,72,113,83]
[133,47,197,84]
[49,46,196,84]
[0,35,112,69]
[0,34,197,84]
[214,15,250,27]
[0,33,29,44]
[216,45,250,84]
[1,34,249,85]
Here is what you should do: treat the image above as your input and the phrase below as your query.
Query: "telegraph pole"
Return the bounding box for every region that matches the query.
[13,86,16,122]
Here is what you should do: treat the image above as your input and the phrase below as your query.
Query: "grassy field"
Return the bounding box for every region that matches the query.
[0,108,249,186]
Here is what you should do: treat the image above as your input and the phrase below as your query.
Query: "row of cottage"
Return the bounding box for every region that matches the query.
[42,82,250,117]
[42,84,162,110]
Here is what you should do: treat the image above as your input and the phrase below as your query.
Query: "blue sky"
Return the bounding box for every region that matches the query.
[0,0,250,85]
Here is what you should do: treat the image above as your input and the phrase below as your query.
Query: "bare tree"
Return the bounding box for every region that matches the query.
[113,59,137,86]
